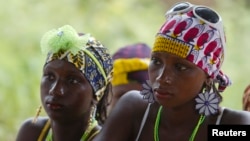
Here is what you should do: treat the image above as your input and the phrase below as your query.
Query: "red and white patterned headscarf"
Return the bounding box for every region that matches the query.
[153,9,231,92]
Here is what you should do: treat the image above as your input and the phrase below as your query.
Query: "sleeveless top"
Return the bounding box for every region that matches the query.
[135,103,226,141]
[37,119,100,141]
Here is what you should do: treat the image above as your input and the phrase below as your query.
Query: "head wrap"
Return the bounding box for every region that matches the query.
[112,43,151,86]
[153,6,231,92]
[40,25,113,101]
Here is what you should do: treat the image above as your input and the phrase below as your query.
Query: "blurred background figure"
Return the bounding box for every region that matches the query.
[243,84,250,111]
[107,43,151,114]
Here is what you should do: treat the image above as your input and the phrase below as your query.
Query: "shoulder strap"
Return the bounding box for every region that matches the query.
[216,107,225,125]
[85,125,101,141]
[135,103,152,141]
[38,119,51,141]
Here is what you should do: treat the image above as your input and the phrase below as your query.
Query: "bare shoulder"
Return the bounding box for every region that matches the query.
[16,116,49,141]
[115,90,148,111]
[108,90,149,121]
[221,107,250,124]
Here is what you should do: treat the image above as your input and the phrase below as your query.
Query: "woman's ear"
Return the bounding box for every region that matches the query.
[205,77,213,87]
[91,99,98,105]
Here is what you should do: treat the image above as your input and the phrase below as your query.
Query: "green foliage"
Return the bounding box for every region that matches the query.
[215,0,250,109]
[1,0,250,140]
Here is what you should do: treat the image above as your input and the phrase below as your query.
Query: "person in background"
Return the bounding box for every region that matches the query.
[107,43,151,114]
[93,2,250,141]
[16,25,113,141]
[243,84,250,111]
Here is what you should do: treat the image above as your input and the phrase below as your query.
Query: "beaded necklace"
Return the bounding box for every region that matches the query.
[154,106,205,141]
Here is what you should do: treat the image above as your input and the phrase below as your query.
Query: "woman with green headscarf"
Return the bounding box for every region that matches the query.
[16,25,113,141]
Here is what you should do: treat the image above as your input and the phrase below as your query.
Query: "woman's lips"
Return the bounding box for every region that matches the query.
[46,103,63,110]
[154,89,174,99]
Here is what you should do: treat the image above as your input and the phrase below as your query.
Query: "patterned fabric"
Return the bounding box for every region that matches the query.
[112,43,151,59]
[42,25,113,101]
[153,9,231,92]
[112,43,151,86]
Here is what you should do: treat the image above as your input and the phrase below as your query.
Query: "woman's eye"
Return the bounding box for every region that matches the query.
[69,78,79,84]
[151,57,161,65]
[176,64,188,71]
[44,73,55,81]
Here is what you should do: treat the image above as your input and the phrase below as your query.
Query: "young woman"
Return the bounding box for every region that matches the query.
[93,2,250,141]
[107,43,151,115]
[16,25,113,141]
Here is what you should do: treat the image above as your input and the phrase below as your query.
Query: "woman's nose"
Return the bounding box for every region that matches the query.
[156,66,173,84]
[49,81,65,96]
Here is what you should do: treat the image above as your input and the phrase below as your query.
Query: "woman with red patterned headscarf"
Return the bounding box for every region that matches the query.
[94,2,250,141]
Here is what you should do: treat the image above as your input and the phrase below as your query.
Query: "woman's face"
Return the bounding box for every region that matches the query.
[40,60,93,122]
[149,52,207,108]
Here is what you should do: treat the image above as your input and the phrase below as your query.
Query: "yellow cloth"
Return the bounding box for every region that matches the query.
[112,58,150,86]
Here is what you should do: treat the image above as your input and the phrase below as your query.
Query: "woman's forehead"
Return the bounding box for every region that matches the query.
[44,59,78,71]
[152,51,185,60]
[151,51,200,67]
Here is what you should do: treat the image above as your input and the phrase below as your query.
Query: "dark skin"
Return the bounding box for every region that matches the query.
[243,85,250,111]
[94,52,250,141]
[107,83,142,115]
[16,59,98,141]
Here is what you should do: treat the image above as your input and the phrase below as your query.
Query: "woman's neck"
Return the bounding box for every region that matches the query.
[50,119,88,141]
